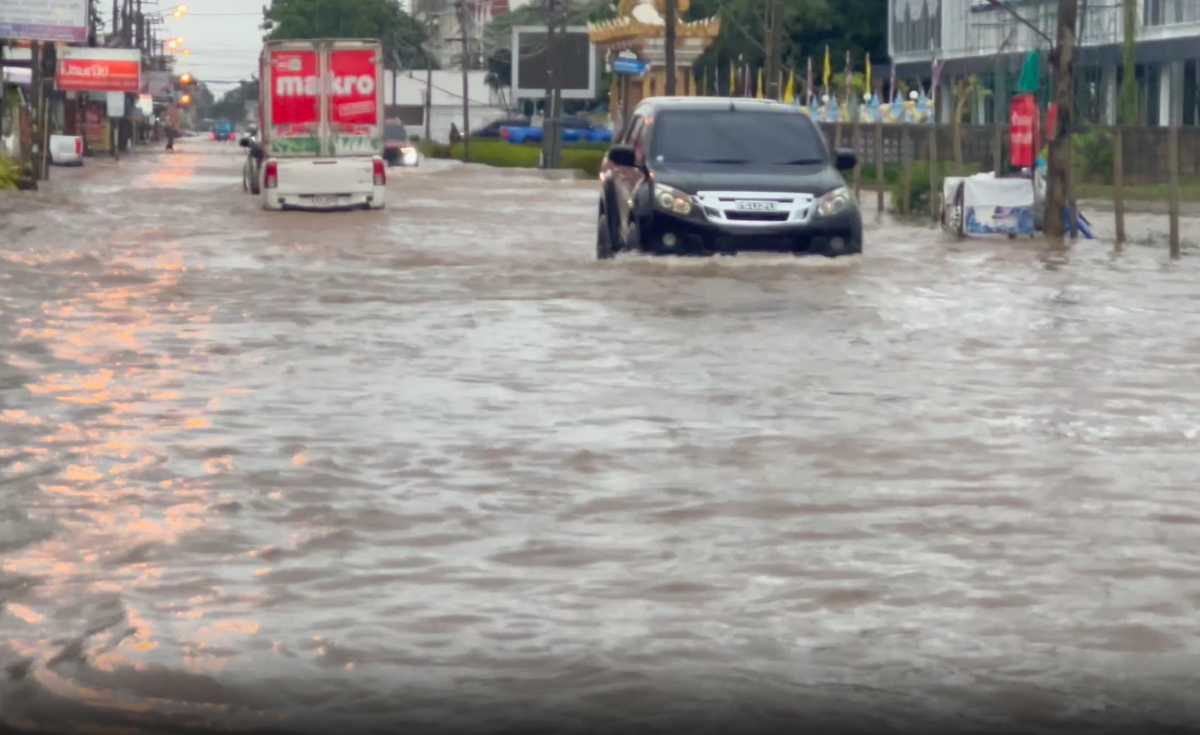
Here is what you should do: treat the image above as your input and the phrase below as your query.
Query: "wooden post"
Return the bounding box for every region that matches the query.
[875,122,884,219]
[1113,126,1125,245]
[929,124,939,223]
[853,113,862,201]
[1169,125,1181,258]
[901,125,913,215]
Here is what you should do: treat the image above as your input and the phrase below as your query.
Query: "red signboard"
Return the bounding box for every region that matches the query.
[57,57,141,94]
[1009,93,1038,169]
[269,49,320,135]
[328,49,379,133]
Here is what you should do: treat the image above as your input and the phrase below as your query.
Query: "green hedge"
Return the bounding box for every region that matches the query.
[0,155,19,191]
[423,139,606,177]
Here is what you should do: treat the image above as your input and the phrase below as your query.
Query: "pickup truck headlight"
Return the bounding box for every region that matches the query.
[816,186,853,218]
[654,184,694,216]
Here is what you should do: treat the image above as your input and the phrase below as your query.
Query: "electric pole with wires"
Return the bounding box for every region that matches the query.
[456,0,472,162]
[664,0,677,95]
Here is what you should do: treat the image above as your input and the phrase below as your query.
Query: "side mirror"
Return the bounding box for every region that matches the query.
[607,144,638,169]
[835,149,858,172]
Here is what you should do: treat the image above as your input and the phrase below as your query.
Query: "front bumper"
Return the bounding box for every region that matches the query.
[638,208,862,256]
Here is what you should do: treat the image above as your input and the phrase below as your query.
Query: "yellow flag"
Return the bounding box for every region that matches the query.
[823,46,831,89]
[757,68,764,99]
[865,53,872,97]
[729,62,736,96]
[784,69,795,103]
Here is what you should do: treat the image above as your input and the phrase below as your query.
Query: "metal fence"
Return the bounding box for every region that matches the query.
[815,122,1200,184]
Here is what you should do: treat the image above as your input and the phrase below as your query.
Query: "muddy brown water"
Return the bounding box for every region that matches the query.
[2,140,1200,734]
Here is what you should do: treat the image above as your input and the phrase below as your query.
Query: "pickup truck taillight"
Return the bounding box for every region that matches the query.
[264,160,278,189]
[74,137,83,157]
[373,158,386,186]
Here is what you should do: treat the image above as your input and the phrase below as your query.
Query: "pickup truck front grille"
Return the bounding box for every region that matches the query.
[694,191,816,226]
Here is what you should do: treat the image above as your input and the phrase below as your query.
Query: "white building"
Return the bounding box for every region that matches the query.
[889,0,1200,126]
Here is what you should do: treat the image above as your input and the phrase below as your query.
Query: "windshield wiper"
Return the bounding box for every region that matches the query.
[694,158,750,164]
[774,158,824,165]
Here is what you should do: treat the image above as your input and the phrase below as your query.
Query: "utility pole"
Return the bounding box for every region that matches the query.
[29,42,45,183]
[764,0,784,99]
[1119,0,1137,124]
[664,0,677,95]
[457,0,471,162]
[541,0,563,169]
[1044,0,1078,240]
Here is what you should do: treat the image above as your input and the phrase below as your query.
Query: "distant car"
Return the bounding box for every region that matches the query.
[474,117,530,139]
[383,122,418,167]
[596,97,862,260]
[48,134,83,166]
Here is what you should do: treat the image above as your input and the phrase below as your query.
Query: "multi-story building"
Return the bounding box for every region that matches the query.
[889,0,1200,126]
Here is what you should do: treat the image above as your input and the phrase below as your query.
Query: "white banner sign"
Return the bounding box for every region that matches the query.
[0,0,88,43]
[107,91,125,118]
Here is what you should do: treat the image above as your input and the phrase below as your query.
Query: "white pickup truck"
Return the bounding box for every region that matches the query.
[255,39,387,211]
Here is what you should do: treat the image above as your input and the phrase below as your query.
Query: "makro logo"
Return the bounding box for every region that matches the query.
[276,74,375,97]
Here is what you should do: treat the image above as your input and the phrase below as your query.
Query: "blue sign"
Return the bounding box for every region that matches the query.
[612,59,649,77]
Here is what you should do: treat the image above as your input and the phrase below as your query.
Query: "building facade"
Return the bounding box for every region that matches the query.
[889,0,1200,126]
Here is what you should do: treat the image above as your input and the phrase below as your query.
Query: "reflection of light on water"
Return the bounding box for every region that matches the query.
[0,227,249,700]
[5,603,46,625]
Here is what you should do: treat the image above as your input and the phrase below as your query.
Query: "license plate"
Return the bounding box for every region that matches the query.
[312,195,337,207]
[735,200,776,212]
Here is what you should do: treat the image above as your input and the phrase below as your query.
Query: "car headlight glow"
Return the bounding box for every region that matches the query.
[654,184,694,216]
[816,186,853,217]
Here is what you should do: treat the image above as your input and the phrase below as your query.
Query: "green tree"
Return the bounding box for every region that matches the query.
[209,80,260,123]
[262,0,430,70]
[686,0,886,86]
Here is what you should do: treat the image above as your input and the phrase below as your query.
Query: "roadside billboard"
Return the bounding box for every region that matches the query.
[57,48,142,94]
[0,0,87,43]
[511,26,597,100]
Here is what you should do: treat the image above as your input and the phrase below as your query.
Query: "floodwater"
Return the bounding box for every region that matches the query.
[2,140,1200,735]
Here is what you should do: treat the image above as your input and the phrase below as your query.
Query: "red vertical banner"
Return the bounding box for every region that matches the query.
[328,49,379,133]
[269,49,319,134]
[1045,103,1059,141]
[1010,93,1037,168]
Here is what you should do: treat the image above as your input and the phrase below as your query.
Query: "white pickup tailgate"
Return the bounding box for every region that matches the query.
[276,157,374,195]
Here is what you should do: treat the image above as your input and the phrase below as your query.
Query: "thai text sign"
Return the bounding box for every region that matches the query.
[0,0,87,43]
[57,48,142,94]
[1010,93,1037,169]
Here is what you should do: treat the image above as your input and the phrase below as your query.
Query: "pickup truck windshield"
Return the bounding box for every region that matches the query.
[651,110,827,166]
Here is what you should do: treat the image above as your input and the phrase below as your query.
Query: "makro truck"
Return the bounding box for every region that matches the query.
[255,39,387,211]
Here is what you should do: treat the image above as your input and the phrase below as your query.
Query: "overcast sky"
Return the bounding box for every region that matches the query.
[154,0,266,97]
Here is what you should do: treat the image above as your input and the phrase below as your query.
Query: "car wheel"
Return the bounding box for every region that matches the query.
[597,210,615,260]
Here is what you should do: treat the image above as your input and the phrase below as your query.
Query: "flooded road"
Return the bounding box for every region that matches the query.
[2,140,1200,735]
